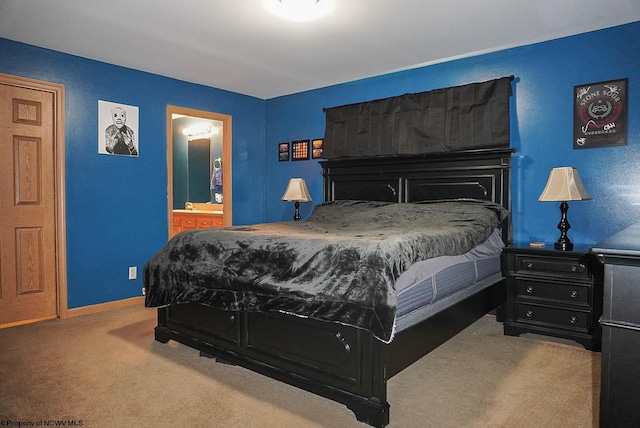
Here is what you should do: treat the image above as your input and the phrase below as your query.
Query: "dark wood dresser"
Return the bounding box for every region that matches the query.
[502,243,603,351]
[592,222,640,428]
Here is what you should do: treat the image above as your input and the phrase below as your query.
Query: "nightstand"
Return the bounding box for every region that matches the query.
[502,243,603,351]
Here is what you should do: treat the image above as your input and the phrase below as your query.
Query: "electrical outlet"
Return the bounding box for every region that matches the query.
[128,266,137,280]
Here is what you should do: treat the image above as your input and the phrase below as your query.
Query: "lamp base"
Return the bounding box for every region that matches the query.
[554,200,573,251]
[554,240,574,251]
[293,201,301,221]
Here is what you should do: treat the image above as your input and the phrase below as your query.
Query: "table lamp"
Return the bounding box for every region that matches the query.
[538,167,592,251]
[281,178,312,221]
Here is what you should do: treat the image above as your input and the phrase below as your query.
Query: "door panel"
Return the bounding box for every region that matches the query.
[0,84,57,325]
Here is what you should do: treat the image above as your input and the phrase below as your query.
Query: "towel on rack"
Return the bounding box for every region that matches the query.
[211,166,222,190]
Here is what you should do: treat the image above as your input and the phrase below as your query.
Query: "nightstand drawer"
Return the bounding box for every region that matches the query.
[516,279,590,305]
[516,303,590,332]
[515,255,589,279]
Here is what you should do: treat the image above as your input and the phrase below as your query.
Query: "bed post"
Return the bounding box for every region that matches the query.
[344,337,390,427]
[154,306,172,343]
[347,398,389,428]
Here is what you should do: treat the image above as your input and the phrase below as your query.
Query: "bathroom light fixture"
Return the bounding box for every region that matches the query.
[183,124,212,137]
[182,123,220,140]
[281,178,312,221]
[538,167,592,251]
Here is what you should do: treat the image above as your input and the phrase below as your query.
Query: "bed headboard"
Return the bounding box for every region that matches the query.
[320,148,515,245]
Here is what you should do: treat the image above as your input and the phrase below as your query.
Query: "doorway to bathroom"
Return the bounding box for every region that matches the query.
[166,105,232,237]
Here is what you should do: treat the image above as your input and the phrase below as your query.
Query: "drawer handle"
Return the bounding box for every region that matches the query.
[526,285,534,294]
[570,315,578,324]
[570,290,578,298]
[525,310,534,318]
[521,260,586,273]
[335,332,351,353]
[570,264,586,272]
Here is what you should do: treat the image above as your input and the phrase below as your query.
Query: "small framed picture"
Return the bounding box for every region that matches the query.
[311,138,323,159]
[278,142,289,161]
[291,139,310,161]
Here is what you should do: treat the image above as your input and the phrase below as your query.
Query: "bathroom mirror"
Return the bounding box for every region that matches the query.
[171,116,224,209]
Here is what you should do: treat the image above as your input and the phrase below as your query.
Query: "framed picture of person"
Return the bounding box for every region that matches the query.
[98,100,139,157]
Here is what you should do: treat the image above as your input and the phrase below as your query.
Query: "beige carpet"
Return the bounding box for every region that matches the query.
[0,306,600,427]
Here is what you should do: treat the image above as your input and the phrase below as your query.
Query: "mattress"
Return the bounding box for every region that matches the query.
[145,199,508,343]
[395,228,504,332]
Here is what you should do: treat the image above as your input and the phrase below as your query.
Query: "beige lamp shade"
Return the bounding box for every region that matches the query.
[538,167,592,202]
[281,178,312,202]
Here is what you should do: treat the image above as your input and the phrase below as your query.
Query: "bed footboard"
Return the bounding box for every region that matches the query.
[155,303,390,427]
[154,277,504,427]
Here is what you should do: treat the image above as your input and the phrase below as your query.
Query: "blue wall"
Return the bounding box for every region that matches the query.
[1,21,638,309]
[266,22,640,246]
[0,38,266,308]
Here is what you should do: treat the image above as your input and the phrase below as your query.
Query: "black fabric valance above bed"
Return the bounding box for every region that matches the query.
[322,76,513,159]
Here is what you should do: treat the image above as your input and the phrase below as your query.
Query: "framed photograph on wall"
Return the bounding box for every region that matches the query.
[311,138,323,159]
[573,78,627,149]
[291,139,310,161]
[278,142,289,161]
[98,100,139,156]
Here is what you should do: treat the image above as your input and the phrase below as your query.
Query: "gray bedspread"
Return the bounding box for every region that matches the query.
[144,199,508,343]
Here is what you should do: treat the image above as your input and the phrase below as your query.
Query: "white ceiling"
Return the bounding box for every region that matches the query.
[1,0,639,99]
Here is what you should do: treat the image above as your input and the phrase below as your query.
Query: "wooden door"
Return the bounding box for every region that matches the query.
[0,82,58,325]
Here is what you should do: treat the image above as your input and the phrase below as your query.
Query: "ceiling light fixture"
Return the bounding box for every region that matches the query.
[266,0,333,22]
[280,0,319,5]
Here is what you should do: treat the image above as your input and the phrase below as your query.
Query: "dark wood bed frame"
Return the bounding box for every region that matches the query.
[153,148,514,427]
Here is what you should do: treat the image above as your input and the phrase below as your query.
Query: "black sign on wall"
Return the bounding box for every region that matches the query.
[574,78,627,149]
